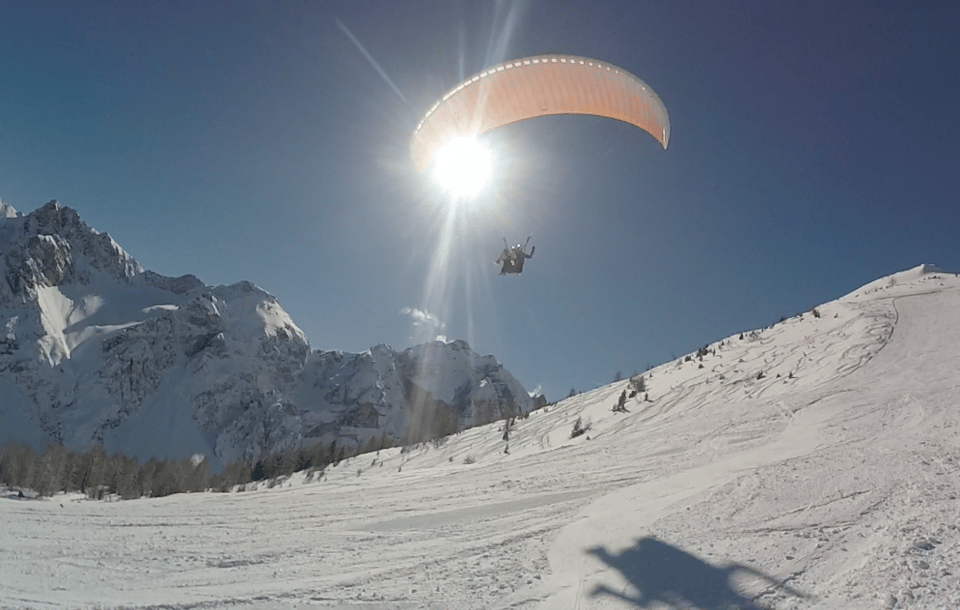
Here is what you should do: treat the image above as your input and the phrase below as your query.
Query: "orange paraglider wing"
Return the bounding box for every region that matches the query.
[411,55,670,172]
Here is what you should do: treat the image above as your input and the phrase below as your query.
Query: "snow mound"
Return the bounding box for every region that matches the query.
[843,263,954,301]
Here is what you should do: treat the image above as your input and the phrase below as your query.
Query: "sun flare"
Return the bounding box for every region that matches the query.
[431,137,492,199]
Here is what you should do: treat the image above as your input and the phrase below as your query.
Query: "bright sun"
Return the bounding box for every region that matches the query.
[432,136,492,199]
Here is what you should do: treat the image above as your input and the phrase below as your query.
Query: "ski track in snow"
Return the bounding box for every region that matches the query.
[2,269,960,609]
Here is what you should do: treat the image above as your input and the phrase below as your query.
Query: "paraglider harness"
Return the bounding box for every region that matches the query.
[496,236,535,275]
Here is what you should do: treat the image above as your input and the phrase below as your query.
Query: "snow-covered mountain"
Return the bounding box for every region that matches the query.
[3,263,958,609]
[0,200,536,469]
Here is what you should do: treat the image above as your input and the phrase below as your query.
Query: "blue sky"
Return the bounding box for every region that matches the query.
[2,1,958,401]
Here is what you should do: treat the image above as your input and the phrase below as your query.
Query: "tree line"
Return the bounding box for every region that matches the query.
[0,439,351,500]
[1,397,553,501]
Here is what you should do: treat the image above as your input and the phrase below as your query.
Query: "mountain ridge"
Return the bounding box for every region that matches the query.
[0,200,537,470]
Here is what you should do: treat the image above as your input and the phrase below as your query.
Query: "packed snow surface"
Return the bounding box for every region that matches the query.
[2,266,960,609]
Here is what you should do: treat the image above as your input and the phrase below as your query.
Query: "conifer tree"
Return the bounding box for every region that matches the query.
[613,390,629,413]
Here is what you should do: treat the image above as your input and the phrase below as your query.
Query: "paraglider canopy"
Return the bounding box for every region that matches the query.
[411,54,670,173]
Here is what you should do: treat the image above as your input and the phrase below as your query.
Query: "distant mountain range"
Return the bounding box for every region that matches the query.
[0,200,538,470]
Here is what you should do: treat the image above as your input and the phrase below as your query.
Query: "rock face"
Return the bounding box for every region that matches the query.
[0,201,536,469]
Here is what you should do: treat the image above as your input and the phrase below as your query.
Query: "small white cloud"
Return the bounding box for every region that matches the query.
[528,384,543,397]
[400,307,446,330]
[435,334,447,342]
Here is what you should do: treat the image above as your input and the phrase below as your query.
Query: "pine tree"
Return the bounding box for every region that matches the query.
[613,390,628,413]
[570,417,591,438]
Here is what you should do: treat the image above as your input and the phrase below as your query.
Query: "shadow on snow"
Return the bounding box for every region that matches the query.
[587,537,810,609]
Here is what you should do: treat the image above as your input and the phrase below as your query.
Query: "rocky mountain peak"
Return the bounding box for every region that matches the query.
[2,201,143,304]
[1,201,536,470]
[0,199,19,219]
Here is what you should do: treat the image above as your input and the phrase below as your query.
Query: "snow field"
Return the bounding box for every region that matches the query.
[3,267,960,609]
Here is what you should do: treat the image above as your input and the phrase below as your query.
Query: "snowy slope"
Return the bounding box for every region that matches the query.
[0,201,535,467]
[1,264,958,609]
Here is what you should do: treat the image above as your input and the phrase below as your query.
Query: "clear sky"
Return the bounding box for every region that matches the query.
[2,1,958,402]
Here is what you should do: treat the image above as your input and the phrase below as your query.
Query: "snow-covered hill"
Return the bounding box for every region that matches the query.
[1,263,957,609]
[0,201,536,469]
